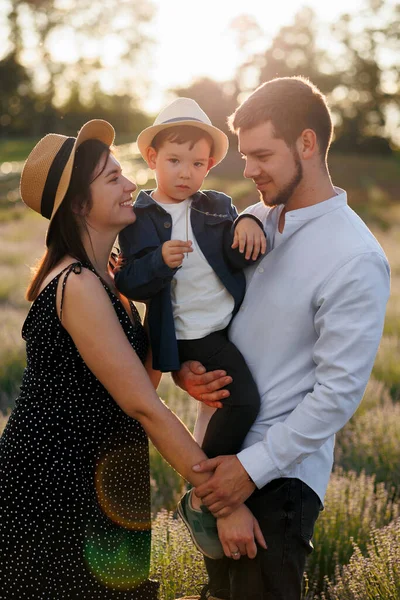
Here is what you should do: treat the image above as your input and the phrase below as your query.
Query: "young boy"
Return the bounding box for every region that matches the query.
[115,98,266,559]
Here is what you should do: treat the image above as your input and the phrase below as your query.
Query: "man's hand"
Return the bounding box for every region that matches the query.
[232,217,267,260]
[162,239,193,268]
[172,360,232,409]
[217,504,267,559]
[193,455,256,516]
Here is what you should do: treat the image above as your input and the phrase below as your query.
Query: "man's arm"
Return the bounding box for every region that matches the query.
[193,252,390,515]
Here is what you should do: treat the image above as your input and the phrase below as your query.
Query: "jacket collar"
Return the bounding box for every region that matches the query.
[134,189,207,210]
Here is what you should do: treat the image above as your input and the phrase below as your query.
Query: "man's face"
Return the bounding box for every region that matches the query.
[238,121,303,207]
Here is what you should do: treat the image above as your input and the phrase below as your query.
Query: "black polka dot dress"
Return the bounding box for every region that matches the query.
[0,263,159,599]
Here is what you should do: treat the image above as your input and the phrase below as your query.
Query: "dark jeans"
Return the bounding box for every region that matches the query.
[204,478,322,600]
[177,329,260,458]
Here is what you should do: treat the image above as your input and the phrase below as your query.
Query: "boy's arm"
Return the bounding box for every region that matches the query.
[115,222,178,301]
[223,204,266,270]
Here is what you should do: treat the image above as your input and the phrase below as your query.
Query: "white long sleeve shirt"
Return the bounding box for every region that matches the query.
[230,188,390,504]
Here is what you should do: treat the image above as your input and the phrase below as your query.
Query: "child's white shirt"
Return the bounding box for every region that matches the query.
[153,197,234,340]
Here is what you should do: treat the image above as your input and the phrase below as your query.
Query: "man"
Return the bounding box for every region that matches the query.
[175,76,390,600]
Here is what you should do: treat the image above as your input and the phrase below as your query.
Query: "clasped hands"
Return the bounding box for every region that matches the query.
[193,454,266,559]
[173,361,267,558]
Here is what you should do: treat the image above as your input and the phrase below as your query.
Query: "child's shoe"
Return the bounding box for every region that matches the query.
[177,489,224,560]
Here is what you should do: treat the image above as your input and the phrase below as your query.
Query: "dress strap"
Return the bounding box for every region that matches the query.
[59,262,83,324]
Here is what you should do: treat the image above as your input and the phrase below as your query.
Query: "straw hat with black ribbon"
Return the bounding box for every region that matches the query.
[20,119,115,245]
[137,97,229,166]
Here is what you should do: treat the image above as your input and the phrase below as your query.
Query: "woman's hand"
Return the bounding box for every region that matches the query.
[232,217,267,260]
[217,504,267,559]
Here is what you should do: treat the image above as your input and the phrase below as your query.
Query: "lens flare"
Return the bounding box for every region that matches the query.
[85,442,152,590]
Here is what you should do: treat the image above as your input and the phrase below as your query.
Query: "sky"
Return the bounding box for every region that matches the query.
[145,0,367,112]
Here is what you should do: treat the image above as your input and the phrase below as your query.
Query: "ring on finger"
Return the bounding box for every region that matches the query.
[232,551,240,558]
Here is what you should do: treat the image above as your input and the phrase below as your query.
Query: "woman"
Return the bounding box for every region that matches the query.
[0,120,265,599]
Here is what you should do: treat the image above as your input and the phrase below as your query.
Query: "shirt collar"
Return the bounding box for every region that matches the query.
[134,189,205,210]
[266,187,347,249]
[281,187,347,221]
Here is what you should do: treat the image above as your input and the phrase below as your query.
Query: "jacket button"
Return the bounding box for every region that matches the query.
[164,221,171,228]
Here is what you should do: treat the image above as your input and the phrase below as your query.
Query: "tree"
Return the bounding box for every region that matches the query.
[2,0,155,134]
[0,52,37,136]
[329,0,399,152]
[235,8,339,96]
[232,2,399,152]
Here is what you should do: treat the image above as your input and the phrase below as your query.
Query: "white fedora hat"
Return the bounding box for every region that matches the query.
[137,98,229,166]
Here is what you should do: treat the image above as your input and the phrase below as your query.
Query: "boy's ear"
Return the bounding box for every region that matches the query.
[207,157,216,171]
[146,146,158,168]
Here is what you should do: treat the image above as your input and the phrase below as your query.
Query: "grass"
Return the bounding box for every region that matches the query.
[372,335,400,400]
[0,143,399,598]
[0,347,26,413]
[324,518,400,600]
[149,470,400,600]
[150,510,207,600]
[0,137,38,162]
[335,401,400,492]
[305,469,399,597]
[150,374,197,514]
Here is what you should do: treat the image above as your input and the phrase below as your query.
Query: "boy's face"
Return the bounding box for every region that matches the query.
[146,138,215,203]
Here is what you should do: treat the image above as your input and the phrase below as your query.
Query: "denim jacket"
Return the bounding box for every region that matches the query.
[115,189,262,371]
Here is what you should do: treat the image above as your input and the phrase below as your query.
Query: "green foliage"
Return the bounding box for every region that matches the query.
[335,401,400,491]
[306,469,399,597]
[0,138,37,163]
[1,156,400,598]
[150,510,207,600]
[0,347,25,413]
[324,518,400,600]
[0,52,37,135]
[150,375,197,515]
[372,336,400,400]
[349,378,391,418]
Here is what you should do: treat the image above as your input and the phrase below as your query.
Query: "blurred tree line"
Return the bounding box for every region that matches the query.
[0,0,399,153]
[0,0,154,138]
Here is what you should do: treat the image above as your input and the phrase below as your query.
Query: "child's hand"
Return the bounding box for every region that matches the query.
[232,217,267,260]
[162,240,193,268]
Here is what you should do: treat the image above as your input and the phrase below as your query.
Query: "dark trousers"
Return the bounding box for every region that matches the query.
[177,329,260,459]
[204,478,322,600]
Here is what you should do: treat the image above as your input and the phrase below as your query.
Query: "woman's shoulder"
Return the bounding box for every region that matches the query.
[38,258,101,297]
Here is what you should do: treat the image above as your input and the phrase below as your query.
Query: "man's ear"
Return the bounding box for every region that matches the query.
[207,157,216,172]
[297,129,318,160]
[146,146,158,169]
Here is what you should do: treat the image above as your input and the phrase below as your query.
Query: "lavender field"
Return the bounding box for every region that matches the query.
[1,145,399,599]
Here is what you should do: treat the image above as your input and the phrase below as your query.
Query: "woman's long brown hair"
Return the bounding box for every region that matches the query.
[26,139,111,301]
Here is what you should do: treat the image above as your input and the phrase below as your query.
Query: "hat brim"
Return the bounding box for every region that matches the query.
[137,120,229,166]
[46,119,115,245]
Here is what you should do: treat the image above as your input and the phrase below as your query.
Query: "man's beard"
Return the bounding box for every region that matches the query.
[259,151,303,207]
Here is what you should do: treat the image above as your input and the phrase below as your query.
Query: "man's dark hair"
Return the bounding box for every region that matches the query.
[228,76,333,159]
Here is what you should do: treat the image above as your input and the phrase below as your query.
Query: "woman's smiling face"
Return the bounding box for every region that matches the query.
[86,153,137,232]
